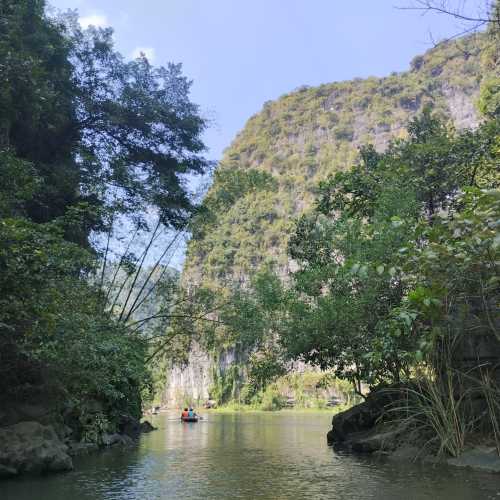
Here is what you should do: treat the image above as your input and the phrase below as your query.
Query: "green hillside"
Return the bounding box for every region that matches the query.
[159,32,497,409]
[185,35,483,289]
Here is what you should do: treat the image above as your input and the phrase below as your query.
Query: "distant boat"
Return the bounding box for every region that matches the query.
[181,416,199,423]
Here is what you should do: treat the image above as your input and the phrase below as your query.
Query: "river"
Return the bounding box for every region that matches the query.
[1,412,499,499]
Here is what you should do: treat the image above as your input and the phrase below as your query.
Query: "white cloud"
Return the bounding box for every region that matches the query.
[131,47,156,63]
[79,14,109,29]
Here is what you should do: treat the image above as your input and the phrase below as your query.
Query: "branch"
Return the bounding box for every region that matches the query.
[396,0,494,24]
[123,226,185,323]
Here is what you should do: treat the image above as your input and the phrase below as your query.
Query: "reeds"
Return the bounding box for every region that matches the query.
[386,365,500,459]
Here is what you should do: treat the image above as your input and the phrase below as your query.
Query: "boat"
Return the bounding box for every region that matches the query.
[181,416,199,422]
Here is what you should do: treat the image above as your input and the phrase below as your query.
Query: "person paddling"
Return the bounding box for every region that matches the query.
[188,407,196,418]
[181,407,189,418]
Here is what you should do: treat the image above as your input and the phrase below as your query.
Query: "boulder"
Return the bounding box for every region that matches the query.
[447,446,500,474]
[350,426,403,453]
[140,420,157,433]
[101,433,123,446]
[327,389,398,445]
[101,433,134,446]
[0,421,73,476]
[327,401,376,444]
[118,414,141,437]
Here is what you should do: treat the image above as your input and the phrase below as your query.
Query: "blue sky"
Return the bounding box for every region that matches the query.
[49,1,469,268]
[50,0,466,163]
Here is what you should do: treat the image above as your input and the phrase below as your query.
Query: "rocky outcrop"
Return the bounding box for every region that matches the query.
[327,389,398,445]
[0,421,73,477]
[162,344,239,407]
[140,420,157,433]
[162,343,212,406]
[327,389,500,474]
[0,408,156,479]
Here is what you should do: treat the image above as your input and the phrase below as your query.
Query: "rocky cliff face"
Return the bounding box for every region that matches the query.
[162,35,485,406]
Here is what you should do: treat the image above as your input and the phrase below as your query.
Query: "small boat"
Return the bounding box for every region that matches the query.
[181,416,199,423]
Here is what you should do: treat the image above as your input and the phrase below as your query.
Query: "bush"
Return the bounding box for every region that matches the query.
[260,384,286,411]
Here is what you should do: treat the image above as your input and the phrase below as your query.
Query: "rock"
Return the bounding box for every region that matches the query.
[350,426,403,453]
[0,464,18,478]
[102,433,135,446]
[327,389,398,445]
[54,423,73,442]
[118,414,141,437]
[67,442,99,457]
[327,401,376,444]
[140,420,157,433]
[0,421,73,476]
[101,433,121,446]
[447,446,500,474]
[15,404,51,421]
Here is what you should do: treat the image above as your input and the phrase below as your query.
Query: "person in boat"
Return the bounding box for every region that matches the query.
[181,407,189,418]
[188,407,196,418]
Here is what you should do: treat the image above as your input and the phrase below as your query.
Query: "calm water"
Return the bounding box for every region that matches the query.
[1,412,499,499]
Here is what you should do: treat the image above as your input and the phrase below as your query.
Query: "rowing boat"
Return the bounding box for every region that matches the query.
[181,416,199,422]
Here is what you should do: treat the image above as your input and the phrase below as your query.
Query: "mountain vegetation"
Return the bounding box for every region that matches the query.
[185,32,484,289]
[169,3,500,454]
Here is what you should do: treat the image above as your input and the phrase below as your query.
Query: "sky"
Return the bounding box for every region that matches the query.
[49,0,470,163]
[48,0,471,269]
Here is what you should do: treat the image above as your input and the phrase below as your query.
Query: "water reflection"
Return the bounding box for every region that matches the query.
[1,412,499,499]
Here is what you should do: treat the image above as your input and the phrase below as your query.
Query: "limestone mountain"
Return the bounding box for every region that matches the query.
[164,34,486,405]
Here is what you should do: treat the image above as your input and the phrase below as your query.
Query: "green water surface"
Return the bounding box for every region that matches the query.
[1,412,499,499]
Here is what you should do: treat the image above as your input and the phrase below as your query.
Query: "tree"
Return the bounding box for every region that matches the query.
[0,0,210,437]
[278,109,499,390]
[68,19,210,229]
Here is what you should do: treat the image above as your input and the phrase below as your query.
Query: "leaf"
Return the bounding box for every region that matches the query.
[492,234,500,250]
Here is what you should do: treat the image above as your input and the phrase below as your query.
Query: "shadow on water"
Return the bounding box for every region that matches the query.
[1,412,499,499]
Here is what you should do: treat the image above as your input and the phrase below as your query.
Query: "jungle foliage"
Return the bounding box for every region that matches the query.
[181,107,498,401]
[280,109,499,389]
[0,0,207,432]
[175,14,499,408]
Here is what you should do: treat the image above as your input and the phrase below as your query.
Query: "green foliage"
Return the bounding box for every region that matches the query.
[0,152,40,218]
[478,1,500,119]
[0,0,207,439]
[209,364,241,404]
[1,0,208,237]
[0,216,147,421]
[259,384,287,411]
[67,21,209,228]
[210,109,499,394]
[182,34,487,357]
[478,77,500,119]
[80,412,110,445]
[240,349,287,403]
[405,188,500,351]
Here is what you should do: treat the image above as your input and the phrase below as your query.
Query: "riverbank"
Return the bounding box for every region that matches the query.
[209,403,350,414]
[327,387,500,474]
[0,401,156,479]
